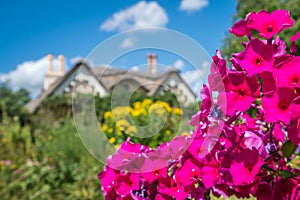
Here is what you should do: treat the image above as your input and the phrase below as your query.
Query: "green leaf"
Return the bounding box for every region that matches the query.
[282,140,297,159]
[279,170,296,178]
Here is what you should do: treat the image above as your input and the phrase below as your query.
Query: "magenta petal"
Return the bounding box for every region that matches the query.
[271,10,294,29]
[291,97,300,119]
[98,166,120,193]
[175,158,201,186]
[224,92,255,115]
[260,71,276,97]
[235,39,275,76]
[288,119,300,146]
[290,32,300,42]
[262,90,293,125]
[273,123,285,143]
[201,166,219,188]
[229,19,248,37]
[189,111,201,126]
[230,157,263,185]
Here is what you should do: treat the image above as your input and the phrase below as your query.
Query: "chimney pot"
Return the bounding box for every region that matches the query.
[147,53,157,74]
[47,54,53,73]
[152,54,157,74]
[58,54,65,75]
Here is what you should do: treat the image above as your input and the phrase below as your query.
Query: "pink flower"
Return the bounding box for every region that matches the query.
[168,136,190,159]
[274,56,300,88]
[201,158,219,188]
[208,50,228,91]
[115,173,140,197]
[243,131,264,154]
[291,96,300,119]
[260,71,276,97]
[107,139,150,172]
[288,118,300,146]
[229,148,264,185]
[157,177,188,200]
[290,32,300,54]
[262,87,296,125]
[273,123,285,143]
[141,166,168,184]
[217,72,260,115]
[189,111,201,126]
[175,158,201,186]
[229,12,253,37]
[98,166,120,194]
[187,136,206,157]
[232,39,275,76]
[201,165,219,188]
[273,36,287,57]
[200,84,212,117]
[229,19,248,37]
[247,10,294,39]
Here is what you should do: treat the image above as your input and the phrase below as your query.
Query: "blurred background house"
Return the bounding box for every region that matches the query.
[25,54,196,113]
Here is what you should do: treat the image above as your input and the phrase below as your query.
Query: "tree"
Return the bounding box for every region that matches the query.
[0,84,30,125]
[221,0,300,59]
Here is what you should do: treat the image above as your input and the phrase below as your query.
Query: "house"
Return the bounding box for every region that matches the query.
[25,54,196,113]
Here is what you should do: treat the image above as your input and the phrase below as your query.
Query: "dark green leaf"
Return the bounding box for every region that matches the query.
[279,170,296,178]
[282,140,297,159]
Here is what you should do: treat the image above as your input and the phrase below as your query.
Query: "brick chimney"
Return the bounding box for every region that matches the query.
[147,54,157,74]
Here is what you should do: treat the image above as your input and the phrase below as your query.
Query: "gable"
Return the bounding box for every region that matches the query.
[155,71,196,106]
[54,66,107,97]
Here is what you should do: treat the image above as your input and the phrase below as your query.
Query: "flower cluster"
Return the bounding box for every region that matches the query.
[101,99,185,148]
[98,10,300,199]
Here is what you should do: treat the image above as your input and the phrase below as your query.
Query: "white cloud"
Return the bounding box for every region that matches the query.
[0,56,67,98]
[120,37,136,49]
[131,66,139,71]
[100,1,168,32]
[173,59,185,70]
[181,60,211,96]
[180,0,209,12]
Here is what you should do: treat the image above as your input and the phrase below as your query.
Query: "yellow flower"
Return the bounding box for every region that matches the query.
[134,101,142,109]
[116,119,130,131]
[143,99,153,106]
[173,108,183,115]
[104,111,113,119]
[109,137,116,144]
[102,124,108,131]
[107,128,114,134]
[113,107,131,118]
[114,144,120,149]
[131,109,141,117]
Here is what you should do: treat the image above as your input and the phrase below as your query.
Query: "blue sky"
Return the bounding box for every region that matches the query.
[0,0,236,97]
